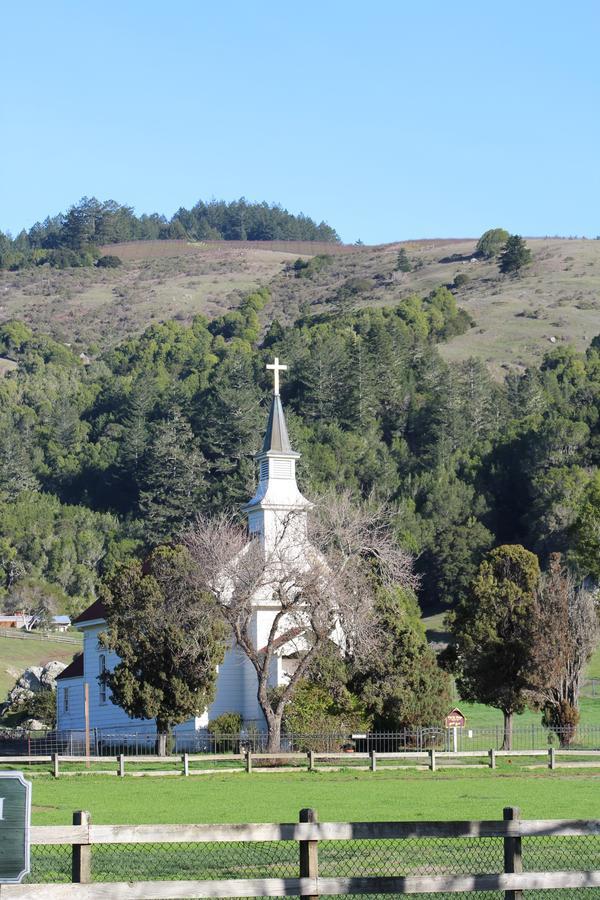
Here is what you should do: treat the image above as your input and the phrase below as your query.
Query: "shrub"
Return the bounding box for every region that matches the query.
[207,711,243,752]
[453,273,470,289]
[97,255,123,268]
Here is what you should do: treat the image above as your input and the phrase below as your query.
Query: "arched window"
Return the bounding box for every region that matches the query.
[99,654,107,704]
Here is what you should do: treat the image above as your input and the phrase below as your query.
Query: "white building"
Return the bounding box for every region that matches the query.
[56,358,314,741]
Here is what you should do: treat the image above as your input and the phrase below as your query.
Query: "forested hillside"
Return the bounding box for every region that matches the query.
[1,281,599,621]
[0,197,339,271]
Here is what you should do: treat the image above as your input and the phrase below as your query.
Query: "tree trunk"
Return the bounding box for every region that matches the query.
[502,710,513,751]
[156,728,169,757]
[266,713,282,753]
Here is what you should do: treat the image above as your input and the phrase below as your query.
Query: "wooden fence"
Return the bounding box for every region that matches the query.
[4,747,600,777]
[5,807,600,897]
[0,629,81,645]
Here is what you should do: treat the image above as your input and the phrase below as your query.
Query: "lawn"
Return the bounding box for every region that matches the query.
[28,767,600,825]
[0,633,81,700]
[423,613,600,728]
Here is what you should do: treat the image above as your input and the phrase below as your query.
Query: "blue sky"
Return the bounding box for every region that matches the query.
[1,1,599,244]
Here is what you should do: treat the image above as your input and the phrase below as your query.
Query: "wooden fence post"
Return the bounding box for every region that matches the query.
[246,750,252,774]
[548,748,556,770]
[52,753,59,778]
[503,805,523,900]
[182,753,189,776]
[429,748,436,772]
[308,750,315,772]
[370,750,377,772]
[489,748,496,769]
[118,754,125,777]
[299,807,319,900]
[72,810,91,884]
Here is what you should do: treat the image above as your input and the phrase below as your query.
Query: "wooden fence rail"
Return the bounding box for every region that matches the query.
[4,747,600,777]
[3,807,599,898]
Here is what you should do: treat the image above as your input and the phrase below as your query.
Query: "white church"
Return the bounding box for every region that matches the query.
[56,358,314,744]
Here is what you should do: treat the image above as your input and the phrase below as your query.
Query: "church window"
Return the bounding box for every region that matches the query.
[99,654,107,704]
[260,459,269,480]
[272,459,292,478]
[63,687,69,713]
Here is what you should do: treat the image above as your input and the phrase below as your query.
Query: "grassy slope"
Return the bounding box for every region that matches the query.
[2,237,600,374]
[28,768,600,824]
[0,633,82,701]
[422,613,600,726]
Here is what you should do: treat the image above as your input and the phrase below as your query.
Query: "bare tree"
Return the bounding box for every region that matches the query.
[184,490,416,751]
[530,554,599,746]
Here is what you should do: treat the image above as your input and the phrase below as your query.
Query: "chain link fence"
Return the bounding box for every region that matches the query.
[23,832,600,897]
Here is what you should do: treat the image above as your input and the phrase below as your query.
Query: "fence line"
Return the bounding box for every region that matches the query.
[9,806,600,897]
[0,629,81,645]
[5,747,600,776]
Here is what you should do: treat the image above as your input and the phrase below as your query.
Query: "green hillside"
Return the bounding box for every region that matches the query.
[2,236,599,376]
[0,633,82,702]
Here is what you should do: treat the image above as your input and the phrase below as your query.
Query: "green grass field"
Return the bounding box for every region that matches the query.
[0,633,82,699]
[422,613,600,727]
[27,767,600,825]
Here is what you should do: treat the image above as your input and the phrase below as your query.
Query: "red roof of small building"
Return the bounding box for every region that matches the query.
[72,598,107,626]
[56,653,84,680]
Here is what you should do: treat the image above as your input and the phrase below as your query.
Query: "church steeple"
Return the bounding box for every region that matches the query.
[243,357,310,543]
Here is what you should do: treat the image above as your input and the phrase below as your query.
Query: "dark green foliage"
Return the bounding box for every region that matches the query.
[475,228,510,259]
[282,644,370,741]
[445,545,541,747]
[207,712,243,751]
[292,254,333,278]
[396,248,412,272]
[20,688,57,728]
[0,272,599,626]
[453,272,469,288]
[99,545,228,751]
[0,197,340,269]
[138,411,207,543]
[352,589,452,729]
[97,255,123,268]
[499,235,532,274]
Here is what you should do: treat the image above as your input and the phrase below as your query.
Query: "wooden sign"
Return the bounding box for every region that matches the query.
[0,771,31,884]
[444,708,466,729]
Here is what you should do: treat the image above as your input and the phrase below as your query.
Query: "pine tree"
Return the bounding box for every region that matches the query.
[396,247,412,272]
[499,235,532,274]
[139,411,206,542]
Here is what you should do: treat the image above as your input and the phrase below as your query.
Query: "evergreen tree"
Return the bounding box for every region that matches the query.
[352,588,452,730]
[499,235,532,274]
[396,247,412,272]
[99,545,228,754]
[444,544,541,749]
[139,411,206,542]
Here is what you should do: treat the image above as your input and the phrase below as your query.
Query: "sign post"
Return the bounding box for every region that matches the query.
[444,708,466,753]
[0,771,32,884]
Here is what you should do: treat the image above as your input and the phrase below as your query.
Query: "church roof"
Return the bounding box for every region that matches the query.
[72,598,107,625]
[260,394,293,455]
[56,653,84,680]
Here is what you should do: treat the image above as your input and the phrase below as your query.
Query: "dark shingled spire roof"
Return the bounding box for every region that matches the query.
[260,395,293,454]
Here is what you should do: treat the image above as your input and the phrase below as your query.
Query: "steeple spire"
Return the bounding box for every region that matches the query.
[243,358,311,538]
